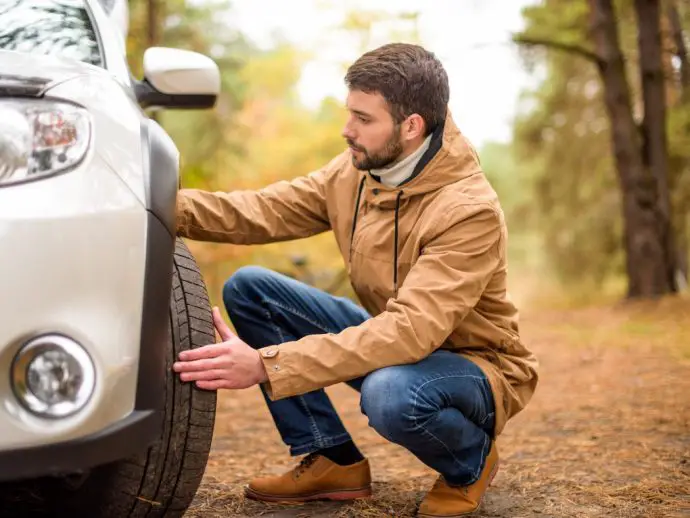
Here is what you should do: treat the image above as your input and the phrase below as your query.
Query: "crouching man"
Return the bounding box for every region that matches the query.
[173,43,538,517]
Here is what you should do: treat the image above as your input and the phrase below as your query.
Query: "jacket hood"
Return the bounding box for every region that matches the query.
[356,110,482,209]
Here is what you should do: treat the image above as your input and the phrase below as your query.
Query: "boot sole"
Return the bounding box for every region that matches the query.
[244,484,372,503]
[416,460,500,518]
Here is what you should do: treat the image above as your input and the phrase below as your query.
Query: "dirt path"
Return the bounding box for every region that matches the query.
[187,303,690,518]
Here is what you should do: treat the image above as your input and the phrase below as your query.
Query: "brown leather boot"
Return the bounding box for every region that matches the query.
[417,441,499,517]
[244,453,372,503]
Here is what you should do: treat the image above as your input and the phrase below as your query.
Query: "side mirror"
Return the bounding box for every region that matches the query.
[135,47,221,110]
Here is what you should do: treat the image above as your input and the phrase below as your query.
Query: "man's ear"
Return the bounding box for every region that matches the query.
[402,113,426,142]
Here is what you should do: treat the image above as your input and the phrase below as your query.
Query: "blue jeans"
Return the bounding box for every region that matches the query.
[223,266,496,486]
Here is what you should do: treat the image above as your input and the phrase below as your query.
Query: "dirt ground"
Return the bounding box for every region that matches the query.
[187,298,690,518]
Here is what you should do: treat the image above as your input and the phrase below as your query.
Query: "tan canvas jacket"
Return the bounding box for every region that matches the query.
[176,113,538,435]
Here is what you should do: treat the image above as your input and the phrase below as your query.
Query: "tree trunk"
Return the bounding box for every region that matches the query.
[667,1,689,289]
[147,0,159,48]
[634,0,677,292]
[668,2,690,93]
[588,0,672,297]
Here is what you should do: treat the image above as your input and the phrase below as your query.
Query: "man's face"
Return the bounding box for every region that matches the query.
[342,90,404,170]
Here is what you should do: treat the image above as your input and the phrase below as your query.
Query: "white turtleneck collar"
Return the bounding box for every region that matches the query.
[371,134,433,187]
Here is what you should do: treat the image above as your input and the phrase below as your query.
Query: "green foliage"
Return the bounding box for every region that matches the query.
[669,102,690,212]
[124,2,358,298]
[478,141,545,291]
[122,0,690,304]
[520,1,591,49]
[125,0,255,189]
[511,0,690,296]
[514,48,625,287]
[479,141,530,224]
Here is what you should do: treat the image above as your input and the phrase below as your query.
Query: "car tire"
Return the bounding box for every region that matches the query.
[0,239,217,517]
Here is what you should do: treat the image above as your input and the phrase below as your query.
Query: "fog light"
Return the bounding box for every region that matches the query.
[11,335,96,418]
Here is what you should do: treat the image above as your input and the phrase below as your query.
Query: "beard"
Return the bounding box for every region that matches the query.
[347,125,404,170]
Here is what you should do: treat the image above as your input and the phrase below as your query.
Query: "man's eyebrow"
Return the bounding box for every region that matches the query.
[348,108,373,118]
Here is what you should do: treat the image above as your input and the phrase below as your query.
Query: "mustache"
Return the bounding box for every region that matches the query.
[346,139,365,152]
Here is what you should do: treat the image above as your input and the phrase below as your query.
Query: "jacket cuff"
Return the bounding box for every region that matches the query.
[258,345,292,400]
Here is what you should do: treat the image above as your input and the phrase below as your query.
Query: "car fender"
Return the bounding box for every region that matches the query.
[140,119,180,238]
[134,119,180,413]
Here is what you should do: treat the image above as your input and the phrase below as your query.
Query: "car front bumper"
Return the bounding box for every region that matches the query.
[0,155,174,481]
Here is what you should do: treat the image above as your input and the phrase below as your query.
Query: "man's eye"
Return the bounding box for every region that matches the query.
[358,116,370,123]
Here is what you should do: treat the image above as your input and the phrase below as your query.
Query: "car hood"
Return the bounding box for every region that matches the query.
[0,50,95,97]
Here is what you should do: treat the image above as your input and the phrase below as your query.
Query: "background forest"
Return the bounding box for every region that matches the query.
[124,0,690,309]
[122,3,690,516]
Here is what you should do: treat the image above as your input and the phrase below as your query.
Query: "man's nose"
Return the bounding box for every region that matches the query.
[341,121,356,141]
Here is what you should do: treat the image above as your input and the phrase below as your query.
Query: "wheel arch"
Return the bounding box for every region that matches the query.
[135,119,180,413]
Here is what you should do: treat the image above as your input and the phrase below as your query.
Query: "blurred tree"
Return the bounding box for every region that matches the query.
[125,0,256,294]
[634,0,677,292]
[126,0,253,189]
[146,0,158,48]
[514,0,686,298]
[590,0,673,297]
[513,1,624,294]
[667,0,690,289]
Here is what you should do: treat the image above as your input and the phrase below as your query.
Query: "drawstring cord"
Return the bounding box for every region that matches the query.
[349,177,404,297]
[348,176,366,263]
[393,190,404,295]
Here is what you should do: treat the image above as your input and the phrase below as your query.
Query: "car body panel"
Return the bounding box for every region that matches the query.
[47,71,148,204]
[0,0,214,482]
[0,153,147,450]
[0,49,99,95]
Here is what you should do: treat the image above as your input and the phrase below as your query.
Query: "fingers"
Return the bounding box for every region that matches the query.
[212,306,234,342]
[178,342,226,362]
[195,379,230,391]
[179,369,227,382]
[173,357,222,372]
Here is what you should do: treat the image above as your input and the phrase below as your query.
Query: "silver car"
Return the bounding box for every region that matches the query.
[0,0,220,515]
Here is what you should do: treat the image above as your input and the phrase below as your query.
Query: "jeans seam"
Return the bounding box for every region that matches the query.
[297,395,324,443]
[260,296,335,334]
[417,425,476,475]
[289,432,353,456]
[411,374,491,482]
[266,306,287,343]
[232,284,330,449]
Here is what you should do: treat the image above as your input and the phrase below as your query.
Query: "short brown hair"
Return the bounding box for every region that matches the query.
[345,43,449,135]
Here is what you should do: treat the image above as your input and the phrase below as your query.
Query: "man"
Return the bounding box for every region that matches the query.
[173,43,538,517]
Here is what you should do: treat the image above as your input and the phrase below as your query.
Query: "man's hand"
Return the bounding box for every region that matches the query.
[172,307,269,390]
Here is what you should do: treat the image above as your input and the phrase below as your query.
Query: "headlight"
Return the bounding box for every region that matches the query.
[11,335,96,419]
[0,100,91,186]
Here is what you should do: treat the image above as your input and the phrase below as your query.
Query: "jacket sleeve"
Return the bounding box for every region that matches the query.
[176,163,335,244]
[258,204,504,400]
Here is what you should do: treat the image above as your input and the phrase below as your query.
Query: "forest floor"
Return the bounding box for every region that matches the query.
[187,296,690,518]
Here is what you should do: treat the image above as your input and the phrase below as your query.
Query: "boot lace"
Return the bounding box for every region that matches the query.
[294,453,320,479]
[434,476,469,496]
